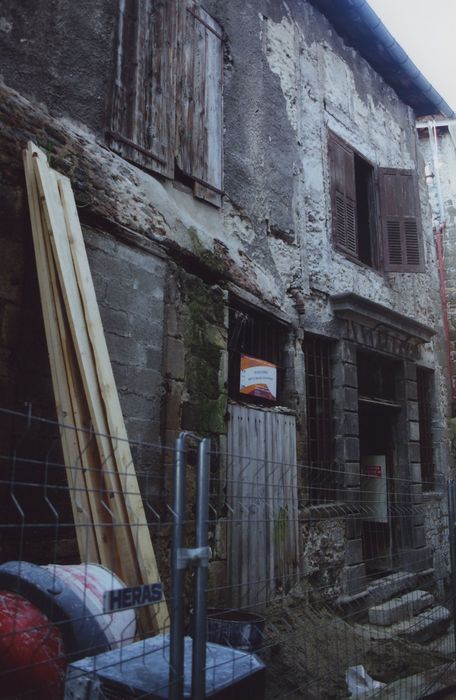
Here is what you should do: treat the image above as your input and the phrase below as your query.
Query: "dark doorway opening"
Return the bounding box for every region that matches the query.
[357,352,401,576]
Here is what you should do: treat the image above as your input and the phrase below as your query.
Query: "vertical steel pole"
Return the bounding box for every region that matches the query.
[169,434,187,700]
[192,437,211,700]
[447,479,456,655]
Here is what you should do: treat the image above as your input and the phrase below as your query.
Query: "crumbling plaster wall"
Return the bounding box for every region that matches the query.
[0,0,443,324]
[0,0,450,454]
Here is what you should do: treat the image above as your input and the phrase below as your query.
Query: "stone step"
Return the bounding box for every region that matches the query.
[368,590,434,626]
[395,605,451,644]
[367,571,417,605]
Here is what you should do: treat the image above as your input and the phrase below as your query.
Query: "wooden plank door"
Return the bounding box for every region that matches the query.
[227,404,299,608]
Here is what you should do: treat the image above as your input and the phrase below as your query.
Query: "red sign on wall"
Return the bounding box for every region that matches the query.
[365,464,382,478]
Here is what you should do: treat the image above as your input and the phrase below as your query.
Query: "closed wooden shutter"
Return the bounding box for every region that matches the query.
[176,2,223,206]
[379,168,424,272]
[328,132,358,257]
[108,0,176,178]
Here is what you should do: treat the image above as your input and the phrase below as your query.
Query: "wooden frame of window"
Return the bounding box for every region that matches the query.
[304,334,335,504]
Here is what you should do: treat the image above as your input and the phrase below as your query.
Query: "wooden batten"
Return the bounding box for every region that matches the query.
[24,142,169,634]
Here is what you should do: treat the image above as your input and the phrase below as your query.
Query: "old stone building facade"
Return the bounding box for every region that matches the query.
[0,0,454,606]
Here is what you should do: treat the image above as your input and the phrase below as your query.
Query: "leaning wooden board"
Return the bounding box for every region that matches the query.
[24,142,169,634]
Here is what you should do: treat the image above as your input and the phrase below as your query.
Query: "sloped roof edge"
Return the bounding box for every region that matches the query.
[309,0,455,118]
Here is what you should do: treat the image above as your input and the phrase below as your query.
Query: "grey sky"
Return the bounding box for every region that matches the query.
[367,0,456,114]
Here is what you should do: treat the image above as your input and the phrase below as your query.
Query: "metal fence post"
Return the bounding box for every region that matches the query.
[192,437,211,700]
[447,479,456,655]
[169,433,211,700]
[169,433,188,700]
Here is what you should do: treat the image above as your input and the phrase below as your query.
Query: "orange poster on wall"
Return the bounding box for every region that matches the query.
[240,355,277,401]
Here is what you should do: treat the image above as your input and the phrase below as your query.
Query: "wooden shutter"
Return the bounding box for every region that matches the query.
[108,0,176,178]
[328,133,358,257]
[379,168,424,272]
[176,2,223,206]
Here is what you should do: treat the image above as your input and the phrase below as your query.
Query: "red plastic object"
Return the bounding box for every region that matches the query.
[0,590,65,700]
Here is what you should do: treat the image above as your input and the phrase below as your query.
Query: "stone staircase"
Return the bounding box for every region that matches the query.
[362,571,451,644]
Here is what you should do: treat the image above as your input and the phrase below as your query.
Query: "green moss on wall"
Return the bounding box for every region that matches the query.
[180,271,227,435]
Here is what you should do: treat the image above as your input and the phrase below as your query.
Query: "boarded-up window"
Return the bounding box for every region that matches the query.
[379,169,424,272]
[108,0,222,205]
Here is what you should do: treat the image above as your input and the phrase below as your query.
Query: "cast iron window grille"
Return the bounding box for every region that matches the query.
[304,335,335,503]
[228,302,285,405]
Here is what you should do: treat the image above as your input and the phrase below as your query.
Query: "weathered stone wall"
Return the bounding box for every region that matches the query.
[419,129,456,402]
[422,494,450,598]
[0,0,452,586]
[301,516,346,601]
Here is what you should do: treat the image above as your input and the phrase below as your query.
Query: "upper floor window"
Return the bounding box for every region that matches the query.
[108,0,223,206]
[328,131,424,272]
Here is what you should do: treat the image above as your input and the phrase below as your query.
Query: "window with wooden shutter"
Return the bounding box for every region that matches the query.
[108,0,223,206]
[378,168,424,272]
[328,132,358,257]
[176,2,223,206]
[108,0,176,179]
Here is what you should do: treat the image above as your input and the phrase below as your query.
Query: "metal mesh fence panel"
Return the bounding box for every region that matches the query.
[0,405,454,699]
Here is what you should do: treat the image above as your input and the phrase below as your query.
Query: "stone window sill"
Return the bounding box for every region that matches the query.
[301,501,361,521]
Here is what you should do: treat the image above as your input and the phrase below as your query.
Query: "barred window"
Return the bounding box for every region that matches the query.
[304,335,335,503]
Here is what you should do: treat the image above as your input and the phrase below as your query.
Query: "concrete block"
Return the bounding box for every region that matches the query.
[344,462,360,487]
[410,589,435,615]
[405,380,418,401]
[337,341,357,363]
[164,381,183,431]
[408,421,420,442]
[165,337,185,380]
[99,305,130,337]
[344,387,358,411]
[369,596,412,626]
[345,437,360,461]
[409,463,422,483]
[367,571,417,605]
[106,333,146,366]
[407,400,419,421]
[399,546,433,572]
[413,525,426,548]
[408,442,421,463]
[345,538,363,565]
[342,563,366,596]
[396,605,450,643]
[333,362,357,389]
[404,363,417,381]
[368,590,434,626]
[343,412,359,436]
[346,517,362,539]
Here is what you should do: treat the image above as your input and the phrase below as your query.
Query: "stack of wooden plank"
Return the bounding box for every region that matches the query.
[23,142,168,634]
